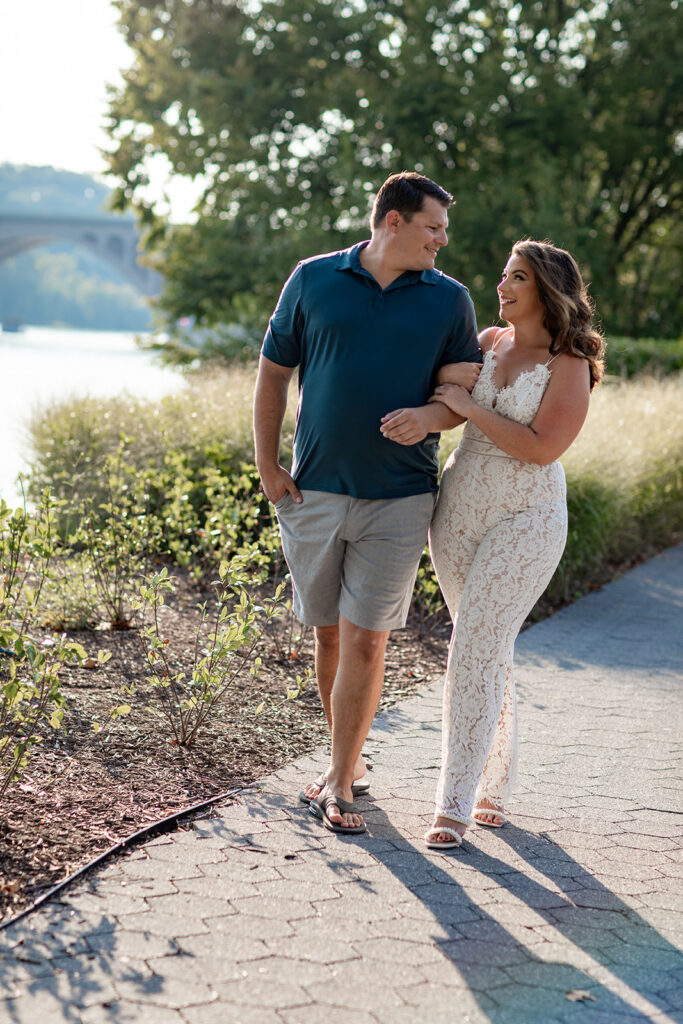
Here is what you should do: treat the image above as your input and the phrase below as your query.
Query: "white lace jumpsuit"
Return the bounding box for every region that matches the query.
[429,344,568,825]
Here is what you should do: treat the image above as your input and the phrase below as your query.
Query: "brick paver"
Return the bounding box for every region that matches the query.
[0,545,681,1023]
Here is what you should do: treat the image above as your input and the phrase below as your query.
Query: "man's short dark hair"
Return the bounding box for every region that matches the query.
[371,172,453,229]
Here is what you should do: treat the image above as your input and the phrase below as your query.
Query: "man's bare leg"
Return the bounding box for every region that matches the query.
[301,622,368,802]
[322,615,390,830]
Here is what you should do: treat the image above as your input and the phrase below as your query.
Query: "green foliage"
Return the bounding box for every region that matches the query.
[605,336,683,379]
[0,493,87,798]
[133,558,285,748]
[25,372,290,580]
[0,494,58,633]
[26,368,278,516]
[37,551,102,631]
[74,443,163,627]
[108,0,682,340]
[0,632,87,800]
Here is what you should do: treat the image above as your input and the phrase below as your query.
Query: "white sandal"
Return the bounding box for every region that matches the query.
[424,826,463,850]
[473,805,506,828]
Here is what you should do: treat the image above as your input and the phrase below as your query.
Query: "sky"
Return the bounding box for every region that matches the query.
[0,0,199,220]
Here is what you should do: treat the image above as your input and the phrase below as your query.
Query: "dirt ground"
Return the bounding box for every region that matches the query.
[0,571,450,925]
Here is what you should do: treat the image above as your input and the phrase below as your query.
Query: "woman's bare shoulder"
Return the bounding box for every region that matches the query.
[478,325,505,353]
[550,351,591,380]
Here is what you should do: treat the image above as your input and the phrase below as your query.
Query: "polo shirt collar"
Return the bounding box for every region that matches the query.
[336,242,438,287]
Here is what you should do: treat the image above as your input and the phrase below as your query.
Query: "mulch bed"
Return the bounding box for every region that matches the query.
[0,570,450,925]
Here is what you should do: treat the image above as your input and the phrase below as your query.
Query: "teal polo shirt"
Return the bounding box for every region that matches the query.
[262,241,480,499]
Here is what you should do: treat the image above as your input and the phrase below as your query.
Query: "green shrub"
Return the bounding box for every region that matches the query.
[25,370,294,563]
[26,367,293,504]
[605,336,683,379]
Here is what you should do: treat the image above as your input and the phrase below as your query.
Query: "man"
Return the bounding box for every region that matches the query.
[253,171,480,834]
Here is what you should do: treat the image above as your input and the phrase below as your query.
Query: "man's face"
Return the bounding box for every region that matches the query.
[392,196,449,272]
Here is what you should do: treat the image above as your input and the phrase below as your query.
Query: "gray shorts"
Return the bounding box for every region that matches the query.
[274,489,436,631]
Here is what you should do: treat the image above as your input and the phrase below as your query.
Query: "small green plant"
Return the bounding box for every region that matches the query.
[0,493,94,799]
[0,632,89,800]
[133,555,286,748]
[0,492,62,632]
[77,442,162,627]
[198,463,282,567]
[260,593,311,667]
[36,551,102,630]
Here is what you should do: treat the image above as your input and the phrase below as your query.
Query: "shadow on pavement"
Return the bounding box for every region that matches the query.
[0,908,174,1023]
[362,806,680,1024]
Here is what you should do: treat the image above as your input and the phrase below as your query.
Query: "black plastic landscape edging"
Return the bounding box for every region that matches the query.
[0,786,243,934]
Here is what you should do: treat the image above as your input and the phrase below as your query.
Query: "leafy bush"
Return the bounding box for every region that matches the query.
[605,336,683,379]
[0,632,90,800]
[26,366,288,502]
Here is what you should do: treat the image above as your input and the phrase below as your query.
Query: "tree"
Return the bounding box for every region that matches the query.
[107,0,682,339]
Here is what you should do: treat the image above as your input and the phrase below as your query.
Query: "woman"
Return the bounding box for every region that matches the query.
[424,239,604,850]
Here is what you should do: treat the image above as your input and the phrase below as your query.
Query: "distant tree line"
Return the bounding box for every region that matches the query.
[107,0,681,340]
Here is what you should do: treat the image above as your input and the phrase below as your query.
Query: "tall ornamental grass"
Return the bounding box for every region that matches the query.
[550,375,683,607]
[26,367,290,505]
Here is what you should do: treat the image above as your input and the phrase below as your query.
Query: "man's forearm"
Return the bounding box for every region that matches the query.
[253,365,289,472]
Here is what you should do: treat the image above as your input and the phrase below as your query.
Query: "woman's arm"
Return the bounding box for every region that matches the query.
[381,334,495,446]
[436,326,496,388]
[436,362,481,389]
[431,354,591,464]
[380,355,484,445]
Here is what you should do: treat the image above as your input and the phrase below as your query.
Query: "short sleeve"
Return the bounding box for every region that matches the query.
[261,263,304,367]
[441,289,481,366]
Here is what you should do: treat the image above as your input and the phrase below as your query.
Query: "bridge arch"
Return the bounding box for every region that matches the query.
[0,213,161,296]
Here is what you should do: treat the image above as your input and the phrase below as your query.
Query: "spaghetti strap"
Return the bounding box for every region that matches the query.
[491,326,511,351]
[545,351,560,366]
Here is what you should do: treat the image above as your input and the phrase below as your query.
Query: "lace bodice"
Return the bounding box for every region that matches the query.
[471,347,553,426]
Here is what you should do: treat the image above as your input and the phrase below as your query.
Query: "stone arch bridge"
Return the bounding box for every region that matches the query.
[0,212,161,295]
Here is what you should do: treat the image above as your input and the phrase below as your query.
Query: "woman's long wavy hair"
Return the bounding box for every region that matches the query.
[512,239,605,390]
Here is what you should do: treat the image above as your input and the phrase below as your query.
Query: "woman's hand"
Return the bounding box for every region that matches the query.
[437,362,482,391]
[429,383,475,417]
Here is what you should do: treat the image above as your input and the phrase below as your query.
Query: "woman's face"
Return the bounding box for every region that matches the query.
[497,252,544,324]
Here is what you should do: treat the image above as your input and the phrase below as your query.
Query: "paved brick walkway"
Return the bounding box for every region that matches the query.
[1,545,681,1024]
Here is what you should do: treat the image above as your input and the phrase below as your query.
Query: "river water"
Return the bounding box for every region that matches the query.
[0,325,185,506]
